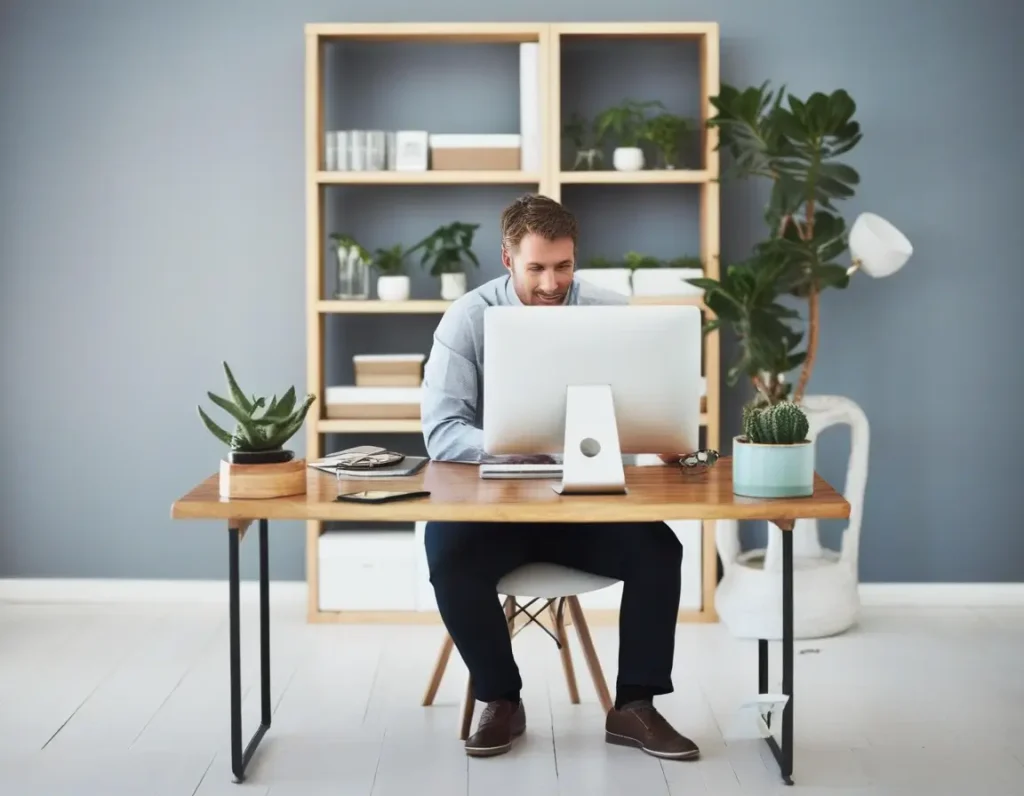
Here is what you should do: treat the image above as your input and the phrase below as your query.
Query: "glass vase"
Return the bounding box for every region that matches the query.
[334,246,370,300]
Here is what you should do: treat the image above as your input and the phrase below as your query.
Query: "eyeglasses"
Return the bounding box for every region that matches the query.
[678,449,719,468]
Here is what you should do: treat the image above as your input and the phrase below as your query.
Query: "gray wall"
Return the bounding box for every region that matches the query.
[2,0,1021,584]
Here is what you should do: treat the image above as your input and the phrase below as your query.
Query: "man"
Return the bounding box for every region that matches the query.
[419,194,699,761]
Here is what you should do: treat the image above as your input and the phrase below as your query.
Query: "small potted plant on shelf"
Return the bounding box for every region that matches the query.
[372,243,410,301]
[329,233,371,300]
[629,253,705,297]
[732,401,814,498]
[573,255,632,296]
[408,221,480,300]
[642,112,695,169]
[595,99,664,171]
[197,362,316,499]
[563,111,603,170]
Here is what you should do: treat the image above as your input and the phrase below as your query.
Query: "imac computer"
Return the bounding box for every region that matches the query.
[481,304,703,495]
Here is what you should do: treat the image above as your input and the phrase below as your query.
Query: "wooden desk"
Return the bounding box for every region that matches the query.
[171,459,849,786]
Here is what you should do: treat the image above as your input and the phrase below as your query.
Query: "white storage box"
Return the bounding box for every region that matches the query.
[325,386,422,419]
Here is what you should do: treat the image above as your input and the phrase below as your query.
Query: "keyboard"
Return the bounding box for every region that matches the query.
[479,463,563,480]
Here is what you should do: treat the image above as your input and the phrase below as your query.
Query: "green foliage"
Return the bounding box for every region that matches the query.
[742,401,809,445]
[623,251,663,270]
[328,233,370,263]
[563,111,601,150]
[198,362,316,452]
[642,112,694,167]
[688,81,864,402]
[595,99,665,148]
[408,222,480,277]
[372,243,407,276]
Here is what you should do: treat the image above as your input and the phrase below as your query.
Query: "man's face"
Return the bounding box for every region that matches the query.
[502,233,576,306]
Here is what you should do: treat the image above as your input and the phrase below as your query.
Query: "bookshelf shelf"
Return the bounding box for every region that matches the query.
[317,170,542,185]
[559,169,711,184]
[305,21,721,625]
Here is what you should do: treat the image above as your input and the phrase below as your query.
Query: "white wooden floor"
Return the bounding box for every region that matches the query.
[1,598,1022,795]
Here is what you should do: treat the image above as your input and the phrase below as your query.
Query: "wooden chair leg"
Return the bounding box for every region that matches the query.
[566,595,612,714]
[422,633,454,707]
[550,601,580,704]
[459,674,475,740]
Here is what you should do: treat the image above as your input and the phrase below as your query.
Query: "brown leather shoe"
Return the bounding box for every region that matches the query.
[605,701,700,760]
[465,699,526,757]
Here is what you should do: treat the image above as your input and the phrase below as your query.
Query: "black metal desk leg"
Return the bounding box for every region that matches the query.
[228,519,271,783]
[762,525,794,785]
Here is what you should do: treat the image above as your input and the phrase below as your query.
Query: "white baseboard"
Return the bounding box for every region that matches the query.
[1,579,1022,608]
[0,578,308,605]
[858,583,1024,607]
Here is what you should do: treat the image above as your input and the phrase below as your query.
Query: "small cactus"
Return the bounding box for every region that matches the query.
[742,401,809,445]
[198,362,316,452]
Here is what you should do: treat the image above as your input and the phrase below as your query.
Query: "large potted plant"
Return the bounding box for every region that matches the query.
[198,362,316,499]
[373,243,410,301]
[690,81,912,639]
[595,99,663,171]
[408,221,480,300]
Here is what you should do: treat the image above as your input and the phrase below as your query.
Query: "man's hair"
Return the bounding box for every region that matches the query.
[500,193,578,252]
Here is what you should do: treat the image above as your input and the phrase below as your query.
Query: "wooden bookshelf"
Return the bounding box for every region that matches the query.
[304,21,721,624]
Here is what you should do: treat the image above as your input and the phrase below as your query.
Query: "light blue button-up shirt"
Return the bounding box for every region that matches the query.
[420,274,628,462]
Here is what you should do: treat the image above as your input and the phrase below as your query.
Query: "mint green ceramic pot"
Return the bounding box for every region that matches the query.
[732,436,815,498]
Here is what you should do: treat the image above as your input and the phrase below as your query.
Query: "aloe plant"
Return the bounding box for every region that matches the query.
[742,401,809,445]
[198,362,316,452]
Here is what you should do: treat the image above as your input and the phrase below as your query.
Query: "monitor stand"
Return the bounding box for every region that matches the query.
[552,384,627,495]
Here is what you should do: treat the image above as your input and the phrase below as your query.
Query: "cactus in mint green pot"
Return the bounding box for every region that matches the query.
[734,401,814,498]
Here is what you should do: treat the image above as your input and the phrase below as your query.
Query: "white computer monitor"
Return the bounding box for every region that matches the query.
[482,304,703,495]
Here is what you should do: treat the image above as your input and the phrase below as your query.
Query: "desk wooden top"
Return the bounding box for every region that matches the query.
[170,459,849,526]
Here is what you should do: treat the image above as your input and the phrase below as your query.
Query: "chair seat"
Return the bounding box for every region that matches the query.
[497,563,618,599]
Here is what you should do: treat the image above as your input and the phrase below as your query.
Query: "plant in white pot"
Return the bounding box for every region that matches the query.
[574,256,632,296]
[642,111,695,170]
[595,99,663,171]
[629,253,704,297]
[409,221,480,300]
[688,81,914,639]
[197,362,316,499]
[372,243,410,301]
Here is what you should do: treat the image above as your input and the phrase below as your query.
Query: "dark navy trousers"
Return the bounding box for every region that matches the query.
[424,520,683,703]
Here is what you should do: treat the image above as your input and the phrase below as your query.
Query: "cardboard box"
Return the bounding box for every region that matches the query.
[325,387,422,420]
[429,134,521,171]
[353,354,424,387]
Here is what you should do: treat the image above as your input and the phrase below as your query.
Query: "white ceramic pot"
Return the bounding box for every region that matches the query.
[715,395,871,640]
[574,268,632,296]
[630,267,704,297]
[612,147,645,171]
[440,272,466,300]
[376,275,410,301]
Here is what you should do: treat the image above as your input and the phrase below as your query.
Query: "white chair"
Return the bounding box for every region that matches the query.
[421,562,617,740]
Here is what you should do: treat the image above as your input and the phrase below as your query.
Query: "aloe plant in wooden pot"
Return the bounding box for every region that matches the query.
[198,362,316,499]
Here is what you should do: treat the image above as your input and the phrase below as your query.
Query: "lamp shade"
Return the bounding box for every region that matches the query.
[849,212,913,278]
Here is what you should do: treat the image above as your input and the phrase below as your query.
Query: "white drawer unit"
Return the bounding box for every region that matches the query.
[318,530,418,611]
